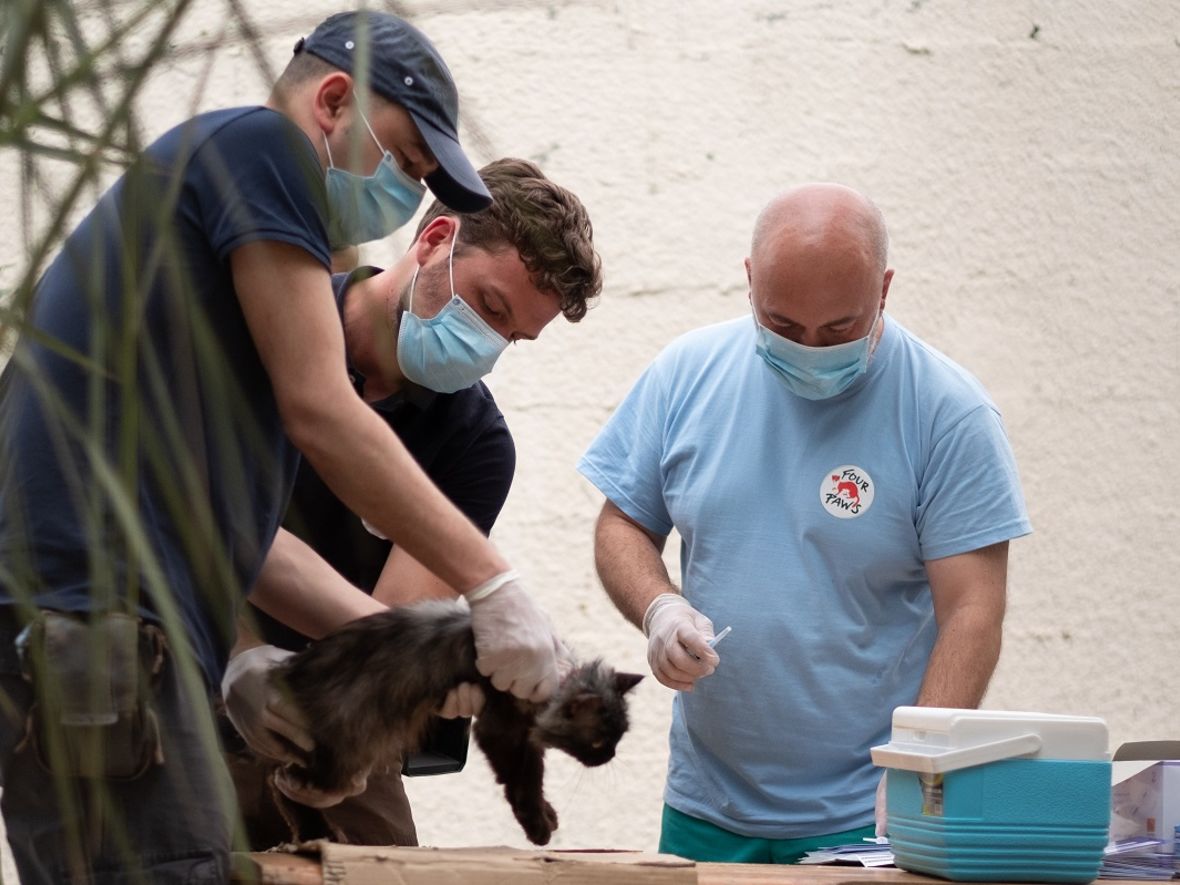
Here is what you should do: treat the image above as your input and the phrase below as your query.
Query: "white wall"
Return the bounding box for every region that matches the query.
[0,0,1177,861]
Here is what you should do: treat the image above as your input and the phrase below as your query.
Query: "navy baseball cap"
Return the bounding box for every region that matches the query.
[297,11,492,213]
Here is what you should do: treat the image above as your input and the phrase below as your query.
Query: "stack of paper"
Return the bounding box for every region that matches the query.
[798,838,895,867]
[1099,838,1179,880]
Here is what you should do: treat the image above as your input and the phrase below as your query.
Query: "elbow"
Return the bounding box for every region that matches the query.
[598,500,666,552]
[276,386,345,464]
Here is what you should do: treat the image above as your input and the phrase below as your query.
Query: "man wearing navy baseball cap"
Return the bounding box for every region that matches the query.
[0,10,561,882]
[274,10,493,247]
[294,11,491,214]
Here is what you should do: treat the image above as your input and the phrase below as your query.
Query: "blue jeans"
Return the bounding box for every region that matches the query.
[0,608,237,883]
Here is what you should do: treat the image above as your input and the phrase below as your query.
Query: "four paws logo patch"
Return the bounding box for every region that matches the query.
[820,465,874,519]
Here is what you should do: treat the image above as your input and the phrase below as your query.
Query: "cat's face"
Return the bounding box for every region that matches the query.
[533,662,643,766]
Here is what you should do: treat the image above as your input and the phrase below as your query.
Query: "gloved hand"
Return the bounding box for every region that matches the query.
[221,644,314,765]
[437,682,486,719]
[439,635,572,716]
[643,593,718,691]
[465,571,559,703]
[875,771,888,837]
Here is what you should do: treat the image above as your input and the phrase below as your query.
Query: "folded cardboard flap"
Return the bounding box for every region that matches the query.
[306,842,696,885]
[1112,741,1180,762]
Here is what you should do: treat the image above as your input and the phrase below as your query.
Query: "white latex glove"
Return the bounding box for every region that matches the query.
[437,682,486,719]
[465,571,559,703]
[643,593,718,692]
[221,644,314,765]
[875,771,888,837]
[554,636,575,682]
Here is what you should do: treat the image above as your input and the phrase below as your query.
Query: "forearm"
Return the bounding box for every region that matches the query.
[594,502,676,629]
[915,605,1003,708]
[248,528,385,639]
[917,542,1009,708]
[287,395,509,595]
[373,546,458,609]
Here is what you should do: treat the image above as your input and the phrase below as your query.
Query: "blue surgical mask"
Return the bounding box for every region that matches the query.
[323,104,426,248]
[397,226,510,393]
[754,312,881,400]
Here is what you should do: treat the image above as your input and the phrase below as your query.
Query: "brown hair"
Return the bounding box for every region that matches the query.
[416,158,602,322]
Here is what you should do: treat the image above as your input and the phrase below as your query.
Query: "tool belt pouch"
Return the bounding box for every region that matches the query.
[17,611,166,780]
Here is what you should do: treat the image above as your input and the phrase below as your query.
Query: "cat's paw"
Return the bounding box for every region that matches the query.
[520,800,559,845]
[523,821,553,846]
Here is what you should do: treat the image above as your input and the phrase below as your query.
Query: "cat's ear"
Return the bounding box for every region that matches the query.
[614,672,644,694]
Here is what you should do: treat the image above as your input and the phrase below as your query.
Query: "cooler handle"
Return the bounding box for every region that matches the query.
[870,732,1043,774]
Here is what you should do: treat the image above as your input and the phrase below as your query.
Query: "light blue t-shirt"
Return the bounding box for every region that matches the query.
[578,315,1031,839]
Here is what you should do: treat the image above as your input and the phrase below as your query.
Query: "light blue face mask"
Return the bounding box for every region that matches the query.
[323,104,426,248]
[754,311,881,400]
[396,226,510,393]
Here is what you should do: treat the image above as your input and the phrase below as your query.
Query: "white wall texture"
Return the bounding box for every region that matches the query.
[0,0,1177,869]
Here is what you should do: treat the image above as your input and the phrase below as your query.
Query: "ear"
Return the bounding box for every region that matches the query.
[614,672,644,694]
[312,71,354,136]
[411,215,458,268]
[879,268,894,312]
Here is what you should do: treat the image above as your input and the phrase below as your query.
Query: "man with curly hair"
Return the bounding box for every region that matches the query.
[222,157,603,847]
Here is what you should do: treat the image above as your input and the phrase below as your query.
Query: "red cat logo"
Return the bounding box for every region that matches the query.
[832,477,861,503]
[820,465,875,519]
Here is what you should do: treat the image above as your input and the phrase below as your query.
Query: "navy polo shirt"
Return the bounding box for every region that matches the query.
[253,267,516,651]
[0,106,330,686]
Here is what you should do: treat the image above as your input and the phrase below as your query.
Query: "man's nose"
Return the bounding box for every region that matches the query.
[797,329,826,347]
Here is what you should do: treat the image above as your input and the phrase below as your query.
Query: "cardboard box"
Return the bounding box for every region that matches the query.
[1111,741,1180,850]
[247,843,696,885]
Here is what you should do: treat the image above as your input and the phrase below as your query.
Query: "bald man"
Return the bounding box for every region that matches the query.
[578,184,1031,863]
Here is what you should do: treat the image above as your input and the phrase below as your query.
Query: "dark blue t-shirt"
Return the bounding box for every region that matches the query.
[0,106,331,685]
[254,267,516,651]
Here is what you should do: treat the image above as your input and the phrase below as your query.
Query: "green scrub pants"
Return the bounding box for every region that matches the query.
[659,804,877,864]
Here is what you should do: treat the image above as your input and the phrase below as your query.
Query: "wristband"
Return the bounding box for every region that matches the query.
[642,592,684,637]
[464,569,519,603]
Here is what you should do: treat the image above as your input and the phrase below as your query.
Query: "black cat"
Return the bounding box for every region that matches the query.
[270,599,642,845]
